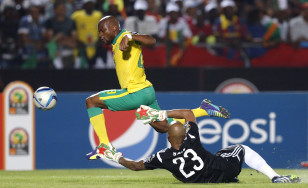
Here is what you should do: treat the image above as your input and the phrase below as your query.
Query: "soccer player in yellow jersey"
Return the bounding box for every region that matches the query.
[86,16,230,160]
[71,0,102,68]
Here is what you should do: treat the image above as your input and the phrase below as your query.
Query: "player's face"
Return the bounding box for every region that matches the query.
[223,6,234,20]
[98,22,114,45]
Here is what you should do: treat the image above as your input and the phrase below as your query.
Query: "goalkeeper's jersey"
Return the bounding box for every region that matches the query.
[112,29,152,93]
[143,121,244,183]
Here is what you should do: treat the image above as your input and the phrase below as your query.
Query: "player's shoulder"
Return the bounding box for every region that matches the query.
[143,148,169,163]
[156,148,169,157]
[184,121,197,131]
[123,30,138,35]
[183,121,199,142]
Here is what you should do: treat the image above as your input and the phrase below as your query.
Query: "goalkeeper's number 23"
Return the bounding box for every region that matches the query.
[172,149,204,178]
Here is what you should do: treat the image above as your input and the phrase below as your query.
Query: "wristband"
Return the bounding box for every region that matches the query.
[158,110,167,121]
[124,34,133,41]
[114,152,123,163]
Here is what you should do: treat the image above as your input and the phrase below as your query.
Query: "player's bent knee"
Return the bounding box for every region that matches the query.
[86,96,96,108]
[86,95,108,109]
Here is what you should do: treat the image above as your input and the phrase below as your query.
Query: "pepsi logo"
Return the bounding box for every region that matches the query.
[89,109,158,167]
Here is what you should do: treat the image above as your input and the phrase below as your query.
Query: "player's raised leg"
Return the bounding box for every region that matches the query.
[199,99,230,118]
[85,92,111,160]
[86,87,157,159]
[174,99,230,124]
[144,98,230,126]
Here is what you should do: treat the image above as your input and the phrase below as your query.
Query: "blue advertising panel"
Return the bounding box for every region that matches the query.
[35,92,308,169]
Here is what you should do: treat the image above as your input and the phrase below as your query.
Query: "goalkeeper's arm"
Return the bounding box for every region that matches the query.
[165,109,196,124]
[118,157,148,171]
[147,108,196,125]
[102,146,148,171]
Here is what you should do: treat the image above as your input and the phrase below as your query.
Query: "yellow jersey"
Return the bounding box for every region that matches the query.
[71,10,102,58]
[112,30,152,93]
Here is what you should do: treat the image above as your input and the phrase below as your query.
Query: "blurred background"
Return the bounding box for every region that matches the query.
[1,0,308,171]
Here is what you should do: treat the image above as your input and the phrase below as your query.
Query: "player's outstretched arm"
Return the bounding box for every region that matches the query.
[131,34,156,46]
[101,144,148,171]
[118,158,148,171]
[121,34,156,51]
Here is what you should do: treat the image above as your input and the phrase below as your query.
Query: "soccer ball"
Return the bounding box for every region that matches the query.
[33,87,57,110]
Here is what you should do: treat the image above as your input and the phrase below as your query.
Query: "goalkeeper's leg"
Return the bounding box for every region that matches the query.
[242,145,300,183]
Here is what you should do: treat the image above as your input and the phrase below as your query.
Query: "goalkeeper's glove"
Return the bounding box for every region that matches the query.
[100,144,122,163]
[136,105,167,124]
[104,149,123,163]
[97,143,122,163]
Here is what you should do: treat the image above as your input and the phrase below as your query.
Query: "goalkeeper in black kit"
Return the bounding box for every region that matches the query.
[100,105,300,184]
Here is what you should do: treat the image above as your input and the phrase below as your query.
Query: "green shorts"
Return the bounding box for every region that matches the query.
[99,86,160,111]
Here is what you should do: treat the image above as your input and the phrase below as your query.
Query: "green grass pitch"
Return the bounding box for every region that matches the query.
[0,168,308,188]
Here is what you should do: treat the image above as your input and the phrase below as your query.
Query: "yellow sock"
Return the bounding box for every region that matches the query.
[192,107,208,117]
[174,108,208,124]
[88,107,110,144]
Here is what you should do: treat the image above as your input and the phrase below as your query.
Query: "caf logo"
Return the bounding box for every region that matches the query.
[9,128,29,155]
[9,87,29,114]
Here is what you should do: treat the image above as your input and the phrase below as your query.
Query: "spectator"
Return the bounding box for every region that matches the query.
[0,0,27,19]
[204,1,218,45]
[103,0,125,27]
[170,0,183,15]
[123,0,135,17]
[44,0,75,20]
[213,0,248,60]
[183,0,198,34]
[124,0,158,37]
[245,8,270,58]
[103,0,127,20]
[95,0,105,13]
[205,0,219,25]
[289,1,308,48]
[158,2,192,66]
[72,0,102,68]
[254,0,273,27]
[146,0,161,22]
[183,0,215,45]
[46,0,77,69]
[271,0,290,42]
[18,4,49,69]
[0,6,21,69]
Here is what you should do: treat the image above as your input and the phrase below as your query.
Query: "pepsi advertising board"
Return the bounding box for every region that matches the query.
[35,93,307,169]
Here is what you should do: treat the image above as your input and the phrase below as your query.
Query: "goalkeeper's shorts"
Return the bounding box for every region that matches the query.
[215,144,245,182]
[99,86,160,111]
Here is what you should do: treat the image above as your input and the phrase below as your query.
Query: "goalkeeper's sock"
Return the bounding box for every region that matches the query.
[174,108,207,124]
[88,107,110,144]
[242,145,279,179]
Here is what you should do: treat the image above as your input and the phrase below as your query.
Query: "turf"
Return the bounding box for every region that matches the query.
[0,168,308,188]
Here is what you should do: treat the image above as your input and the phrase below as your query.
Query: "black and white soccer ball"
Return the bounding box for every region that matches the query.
[33,86,57,110]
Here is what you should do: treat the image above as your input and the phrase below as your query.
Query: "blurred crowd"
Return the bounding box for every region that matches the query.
[0,0,308,69]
